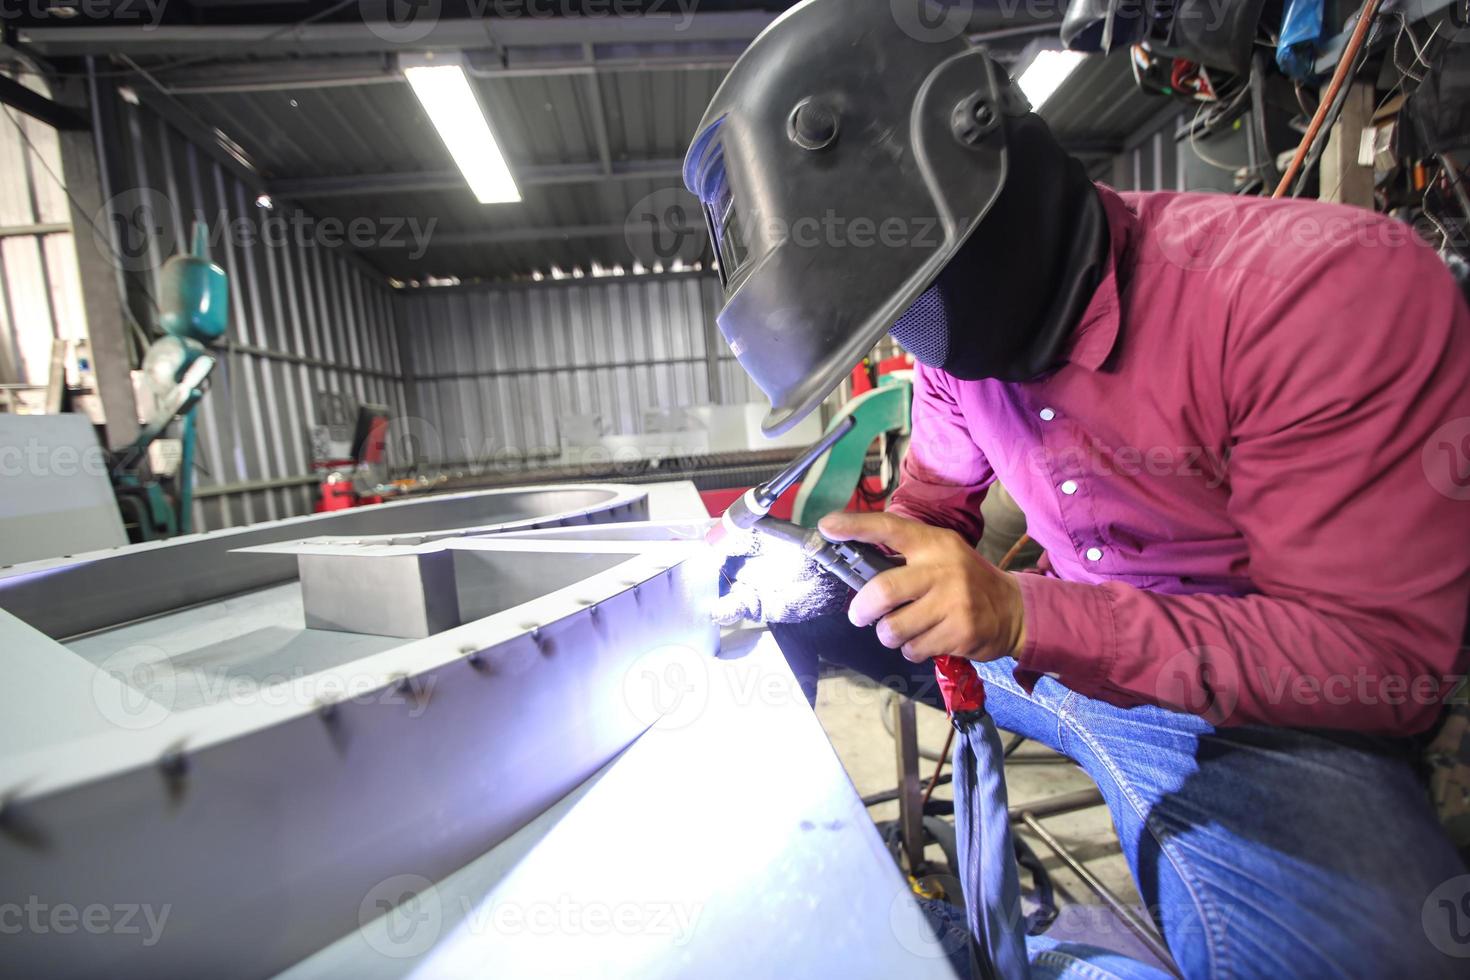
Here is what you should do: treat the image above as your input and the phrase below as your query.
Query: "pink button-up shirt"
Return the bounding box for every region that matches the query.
[888,185,1470,735]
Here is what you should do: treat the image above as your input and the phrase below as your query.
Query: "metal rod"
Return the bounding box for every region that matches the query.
[892,695,926,873]
[1007,787,1103,821]
[1020,812,1180,976]
[0,222,70,238]
[757,415,855,504]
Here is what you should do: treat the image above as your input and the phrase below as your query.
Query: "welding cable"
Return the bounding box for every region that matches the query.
[1273,0,1387,197]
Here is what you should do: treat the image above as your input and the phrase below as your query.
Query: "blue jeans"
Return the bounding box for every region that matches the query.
[771,614,1467,979]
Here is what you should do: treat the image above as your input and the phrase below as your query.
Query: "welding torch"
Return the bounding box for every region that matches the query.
[709,418,986,718]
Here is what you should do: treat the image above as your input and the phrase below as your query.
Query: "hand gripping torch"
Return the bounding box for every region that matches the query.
[708,418,986,719]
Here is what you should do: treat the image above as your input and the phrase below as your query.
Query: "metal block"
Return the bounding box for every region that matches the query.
[298,549,461,639]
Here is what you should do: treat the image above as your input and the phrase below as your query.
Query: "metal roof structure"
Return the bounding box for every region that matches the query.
[12,2,1169,284]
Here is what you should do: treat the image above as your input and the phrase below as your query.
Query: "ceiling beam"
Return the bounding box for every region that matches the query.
[423,221,703,247]
[152,50,742,95]
[269,158,685,199]
[15,11,779,58]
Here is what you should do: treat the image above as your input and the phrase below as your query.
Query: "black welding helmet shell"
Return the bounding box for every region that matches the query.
[683,0,1023,436]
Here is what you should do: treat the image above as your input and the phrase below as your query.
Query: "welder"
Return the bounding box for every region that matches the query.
[688,1,1470,976]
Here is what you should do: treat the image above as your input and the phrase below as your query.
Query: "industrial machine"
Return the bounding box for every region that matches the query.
[111,224,228,541]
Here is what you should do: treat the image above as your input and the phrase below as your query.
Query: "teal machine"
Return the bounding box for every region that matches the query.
[112,225,228,540]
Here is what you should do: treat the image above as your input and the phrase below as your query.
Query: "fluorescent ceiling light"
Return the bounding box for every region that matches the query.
[403,61,520,204]
[1017,49,1087,111]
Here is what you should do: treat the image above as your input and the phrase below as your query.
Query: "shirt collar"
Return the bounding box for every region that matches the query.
[1061,183,1135,372]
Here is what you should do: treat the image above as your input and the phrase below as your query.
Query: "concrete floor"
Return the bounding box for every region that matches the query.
[812,662,1176,970]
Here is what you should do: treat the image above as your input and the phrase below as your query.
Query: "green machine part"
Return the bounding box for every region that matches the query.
[791,377,912,527]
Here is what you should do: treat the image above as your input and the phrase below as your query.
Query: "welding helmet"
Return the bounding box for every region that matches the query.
[683,0,1028,435]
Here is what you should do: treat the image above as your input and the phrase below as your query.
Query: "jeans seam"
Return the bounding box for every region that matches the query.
[1033,950,1130,980]
[1060,714,1230,980]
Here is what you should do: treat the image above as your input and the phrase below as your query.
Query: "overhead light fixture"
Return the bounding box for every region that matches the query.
[401,54,521,204]
[1017,49,1087,111]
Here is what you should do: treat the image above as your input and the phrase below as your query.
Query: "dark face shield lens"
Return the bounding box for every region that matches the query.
[693,143,751,292]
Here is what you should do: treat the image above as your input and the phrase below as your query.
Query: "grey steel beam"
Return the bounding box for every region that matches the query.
[0,74,89,131]
[268,157,682,199]
[583,43,615,176]
[153,51,741,95]
[14,11,780,57]
[425,219,700,248]
[54,70,139,451]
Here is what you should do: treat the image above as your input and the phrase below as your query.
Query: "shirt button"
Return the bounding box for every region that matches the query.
[1039,407,1056,421]
[1060,479,1078,495]
[1085,547,1103,562]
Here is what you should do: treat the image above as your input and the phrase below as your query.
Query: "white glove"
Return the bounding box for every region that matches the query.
[710,528,852,627]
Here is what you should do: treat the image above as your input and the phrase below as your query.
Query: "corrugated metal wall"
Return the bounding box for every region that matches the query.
[397,274,763,468]
[1108,112,1188,192]
[102,94,407,531]
[0,75,87,401]
[398,275,762,466]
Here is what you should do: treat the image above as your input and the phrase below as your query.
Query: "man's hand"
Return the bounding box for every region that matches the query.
[818,511,1027,664]
[710,529,852,627]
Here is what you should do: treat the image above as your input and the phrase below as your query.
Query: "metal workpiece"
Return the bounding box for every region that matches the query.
[0,484,648,640]
[244,521,713,639]
[0,522,717,979]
